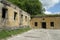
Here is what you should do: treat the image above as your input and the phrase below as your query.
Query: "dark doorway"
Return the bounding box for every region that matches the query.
[42,22,46,29]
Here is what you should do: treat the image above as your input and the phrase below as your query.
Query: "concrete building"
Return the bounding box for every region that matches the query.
[30,15,60,29]
[0,0,30,30]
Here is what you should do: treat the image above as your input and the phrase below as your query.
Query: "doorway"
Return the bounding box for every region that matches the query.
[42,22,46,29]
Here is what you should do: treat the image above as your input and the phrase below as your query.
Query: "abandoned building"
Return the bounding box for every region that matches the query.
[0,0,60,30]
[30,15,60,29]
[0,0,30,30]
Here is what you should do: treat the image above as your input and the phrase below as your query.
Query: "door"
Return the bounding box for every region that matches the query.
[42,22,46,29]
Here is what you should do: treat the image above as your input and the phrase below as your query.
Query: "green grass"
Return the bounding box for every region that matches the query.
[0,27,31,39]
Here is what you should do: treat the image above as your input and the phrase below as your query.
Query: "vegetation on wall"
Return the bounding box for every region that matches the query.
[7,0,45,15]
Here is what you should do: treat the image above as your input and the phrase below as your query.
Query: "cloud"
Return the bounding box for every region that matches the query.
[40,0,60,9]
[44,11,60,14]
[44,11,52,14]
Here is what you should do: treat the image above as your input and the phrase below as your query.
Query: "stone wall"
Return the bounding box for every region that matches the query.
[30,16,60,29]
[0,1,31,30]
[18,9,31,28]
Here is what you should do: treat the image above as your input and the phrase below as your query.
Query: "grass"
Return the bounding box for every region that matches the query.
[0,27,31,39]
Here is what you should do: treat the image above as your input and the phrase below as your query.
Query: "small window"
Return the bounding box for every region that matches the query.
[21,15,23,18]
[21,15,23,21]
[2,8,7,19]
[35,22,38,26]
[43,18,45,20]
[14,12,17,20]
[50,22,54,27]
[25,16,27,21]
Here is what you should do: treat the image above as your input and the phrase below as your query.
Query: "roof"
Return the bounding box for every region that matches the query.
[31,15,60,18]
[0,0,30,16]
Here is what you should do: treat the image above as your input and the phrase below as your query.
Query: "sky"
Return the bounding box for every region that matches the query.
[40,0,60,14]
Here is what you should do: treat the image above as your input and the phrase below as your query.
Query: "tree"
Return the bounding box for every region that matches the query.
[8,0,45,15]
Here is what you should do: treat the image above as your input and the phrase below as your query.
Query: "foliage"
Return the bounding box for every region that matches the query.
[0,27,31,39]
[7,0,45,15]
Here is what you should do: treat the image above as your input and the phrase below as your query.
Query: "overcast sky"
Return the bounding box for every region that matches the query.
[40,0,60,14]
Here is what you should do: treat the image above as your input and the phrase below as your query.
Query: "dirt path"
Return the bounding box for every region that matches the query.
[7,29,60,40]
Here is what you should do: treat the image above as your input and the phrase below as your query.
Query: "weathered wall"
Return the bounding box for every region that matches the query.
[0,2,31,29]
[0,3,4,28]
[5,6,20,28]
[20,10,30,27]
[30,17,60,29]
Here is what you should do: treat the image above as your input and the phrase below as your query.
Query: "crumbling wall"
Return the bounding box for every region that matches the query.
[0,3,5,29]
[0,1,31,30]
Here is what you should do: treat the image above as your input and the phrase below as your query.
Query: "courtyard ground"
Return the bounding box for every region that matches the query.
[7,29,60,40]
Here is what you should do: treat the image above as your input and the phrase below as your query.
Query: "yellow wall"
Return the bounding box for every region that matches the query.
[20,11,30,27]
[30,17,60,29]
[0,2,31,29]
[5,6,20,28]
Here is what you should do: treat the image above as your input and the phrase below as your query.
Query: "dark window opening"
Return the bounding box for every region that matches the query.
[2,8,7,19]
[50,22,54,27]
[21,15,23,21]
[14,12,17,20]
[35,22,38,26]
[25,16,27,21]
[43,18,45,20]
[21,15,23,18]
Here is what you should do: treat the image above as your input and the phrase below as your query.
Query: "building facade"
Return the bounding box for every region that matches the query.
[20,9,30,27]
[0,0,60,30]
[30,15,60,29]
[0,0,30,30]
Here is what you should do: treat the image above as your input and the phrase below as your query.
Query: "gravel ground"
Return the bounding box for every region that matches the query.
[7,29,60,40]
